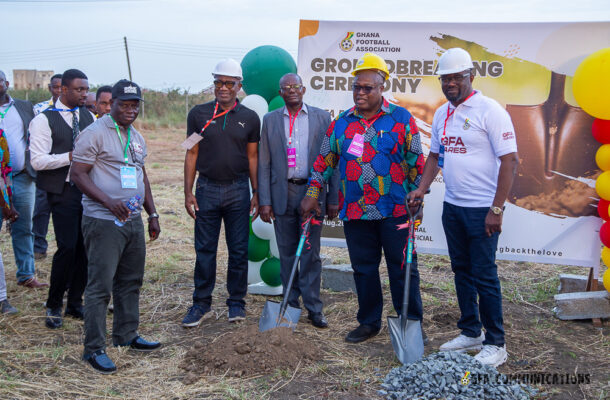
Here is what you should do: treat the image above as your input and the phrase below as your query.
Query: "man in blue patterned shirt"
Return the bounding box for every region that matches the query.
[301,53,424,343]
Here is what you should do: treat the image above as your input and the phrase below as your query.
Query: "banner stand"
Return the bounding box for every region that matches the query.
[586,268,603,327]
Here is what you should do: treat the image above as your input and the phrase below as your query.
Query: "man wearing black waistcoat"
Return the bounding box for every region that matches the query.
[29,69,94,329]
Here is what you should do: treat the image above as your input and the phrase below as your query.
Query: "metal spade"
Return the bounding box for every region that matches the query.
[507,72,596,209]
[387,201,424,365]
[259,215,313,333]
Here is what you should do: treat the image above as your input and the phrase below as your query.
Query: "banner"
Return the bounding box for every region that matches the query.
[298,20,610,269]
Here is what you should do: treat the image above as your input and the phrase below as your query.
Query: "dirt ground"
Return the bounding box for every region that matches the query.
[0,126,608,400]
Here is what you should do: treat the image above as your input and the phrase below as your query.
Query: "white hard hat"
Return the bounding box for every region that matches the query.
[436,48,474,75]
[212,58,243,80]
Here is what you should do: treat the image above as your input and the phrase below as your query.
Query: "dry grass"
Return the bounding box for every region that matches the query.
[0,126,608,400]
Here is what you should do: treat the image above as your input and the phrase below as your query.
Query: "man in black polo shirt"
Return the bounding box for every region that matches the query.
[182,58,260,327]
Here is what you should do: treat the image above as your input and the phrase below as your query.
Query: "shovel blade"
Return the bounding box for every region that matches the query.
[387,316,424,365]
[259,300,301,332]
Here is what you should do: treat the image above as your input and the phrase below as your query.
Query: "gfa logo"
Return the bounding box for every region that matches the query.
[441,136,465,146]
[339,32,354,52]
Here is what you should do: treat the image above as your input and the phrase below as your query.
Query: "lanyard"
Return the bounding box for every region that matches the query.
[200,101,236,134]
[442,91,475,139]
[287,106,301,146]
[359,110,384,130]
[48,106,78,112]
[109,115,131,164]
[0,102,13,119]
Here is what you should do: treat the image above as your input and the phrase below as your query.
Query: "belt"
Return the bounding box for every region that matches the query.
[287,178,308,185]
[198,174,247,185]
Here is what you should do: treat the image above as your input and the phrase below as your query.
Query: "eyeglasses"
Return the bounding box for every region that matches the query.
[213,80,239,89]
[352,84,381,94]
[439,72,471,84]
[280,84,303,92]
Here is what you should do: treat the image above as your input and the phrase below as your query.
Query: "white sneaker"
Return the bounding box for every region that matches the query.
[474,344,508,367]
[439,332,485,352]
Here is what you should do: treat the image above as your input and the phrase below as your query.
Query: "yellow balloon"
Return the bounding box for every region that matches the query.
[572,47,610,119]
[602,247,610,267]
[603,268,610,292]
[596,144,610,171]
[595,171,610,200]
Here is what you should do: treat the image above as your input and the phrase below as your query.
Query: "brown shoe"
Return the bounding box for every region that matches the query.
[34,252,47,260]
[17,277,49,289]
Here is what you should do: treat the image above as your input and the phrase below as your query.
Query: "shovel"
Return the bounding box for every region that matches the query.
[387,200,424,365]
[259,215,314,332]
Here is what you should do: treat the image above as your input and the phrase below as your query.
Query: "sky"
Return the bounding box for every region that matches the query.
[2,0,609,92]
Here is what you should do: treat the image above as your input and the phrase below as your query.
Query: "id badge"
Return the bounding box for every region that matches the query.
[287,147,296,168]
[120,166,137,189]
[438,145,445,169]
[346,133,364,157]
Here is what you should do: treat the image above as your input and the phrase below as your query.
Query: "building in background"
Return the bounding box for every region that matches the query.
[12,70,54,90]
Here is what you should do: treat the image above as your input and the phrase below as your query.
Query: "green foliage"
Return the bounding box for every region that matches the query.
[8,87,215,129]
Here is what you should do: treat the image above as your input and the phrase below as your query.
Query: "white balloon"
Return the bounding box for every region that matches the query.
[269,235,280,258]
[252,216,275,240]
[241,94,268,124]
[247,260,264,284]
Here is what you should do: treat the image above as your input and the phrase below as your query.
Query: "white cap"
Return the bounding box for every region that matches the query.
[212,58,243,80]
[436,48,474,75]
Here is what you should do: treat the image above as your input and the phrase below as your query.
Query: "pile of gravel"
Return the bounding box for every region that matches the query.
[379,351,538,400]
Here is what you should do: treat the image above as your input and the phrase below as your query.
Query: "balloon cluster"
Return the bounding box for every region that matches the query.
[573,47,610,292]
[241,46,297,293]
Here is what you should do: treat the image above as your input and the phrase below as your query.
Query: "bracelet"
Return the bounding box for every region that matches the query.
[148,212,159,221]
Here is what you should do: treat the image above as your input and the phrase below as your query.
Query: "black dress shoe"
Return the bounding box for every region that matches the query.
[45,307,63,329]
[117,336,162,352]
[83,350,117,374]
[345,324,380,343]
[308,312,328,328]
[65,305,84,320]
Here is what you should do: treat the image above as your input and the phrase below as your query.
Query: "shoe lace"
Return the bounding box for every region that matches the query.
[478,345,498,358]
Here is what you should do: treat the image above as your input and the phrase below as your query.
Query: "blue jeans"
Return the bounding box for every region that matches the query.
[32,188,50,254]
[343,216,423,330]
[193,176,250,308]
[0,172,36,282]
[441,201,505,346]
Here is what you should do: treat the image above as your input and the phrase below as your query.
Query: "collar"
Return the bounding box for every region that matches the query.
[102,114,130,131]
[282,103,308,116]
[347,97,391,118]
[214,98,240,113]
[0,96,14,107]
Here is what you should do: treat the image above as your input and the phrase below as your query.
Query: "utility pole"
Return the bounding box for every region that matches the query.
[123,36,132,81]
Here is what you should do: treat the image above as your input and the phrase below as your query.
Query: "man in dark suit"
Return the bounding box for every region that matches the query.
[258,73,339,328]
[29,69,94,329]
[0,70,47,289]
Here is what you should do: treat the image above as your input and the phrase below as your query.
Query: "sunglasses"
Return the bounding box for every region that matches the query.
[280,84,303,91]
[213,80,239,89]
[439,72,471,84]
[352,84,381,94]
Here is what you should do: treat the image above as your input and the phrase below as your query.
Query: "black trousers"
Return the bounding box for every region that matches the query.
[45,183,88,310]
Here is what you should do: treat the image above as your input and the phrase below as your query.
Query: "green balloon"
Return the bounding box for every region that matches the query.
[248,234,270,262]
[241,45,297,102]
[260,257,282,287]
[268,95,285,111]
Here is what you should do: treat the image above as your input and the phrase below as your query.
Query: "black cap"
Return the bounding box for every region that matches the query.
[112,79,143,101]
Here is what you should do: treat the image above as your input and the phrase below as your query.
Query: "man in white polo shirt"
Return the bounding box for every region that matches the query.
[408,48,518,367]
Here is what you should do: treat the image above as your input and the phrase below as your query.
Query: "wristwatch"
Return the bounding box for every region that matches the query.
[148,212,159,221]
[490,206,503,215]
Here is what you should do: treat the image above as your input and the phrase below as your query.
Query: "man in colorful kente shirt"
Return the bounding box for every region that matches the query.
[300,53,425,343]
[0,127,21,314]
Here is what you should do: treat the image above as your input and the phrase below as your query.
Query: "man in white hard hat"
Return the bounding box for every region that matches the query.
[408,48,518,367]
[182,58,260,327]
[301,53,425,344]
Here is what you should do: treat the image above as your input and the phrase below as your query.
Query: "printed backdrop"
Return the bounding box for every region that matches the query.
[297,20,610,269]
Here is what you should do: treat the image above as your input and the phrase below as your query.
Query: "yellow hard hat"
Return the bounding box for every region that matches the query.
[352,53,389,80]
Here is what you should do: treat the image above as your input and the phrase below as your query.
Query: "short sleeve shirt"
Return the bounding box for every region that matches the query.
[73,114,148,220]
[186,100,260,181]
[430,91,517,207]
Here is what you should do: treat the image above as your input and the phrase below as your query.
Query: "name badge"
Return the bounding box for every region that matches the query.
[120,166,137,189]
[346,133,364,157]
[287,147,296,168]
[438,145,445,168]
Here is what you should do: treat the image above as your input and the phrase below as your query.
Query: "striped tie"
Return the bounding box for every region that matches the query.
[71,110,79,147]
